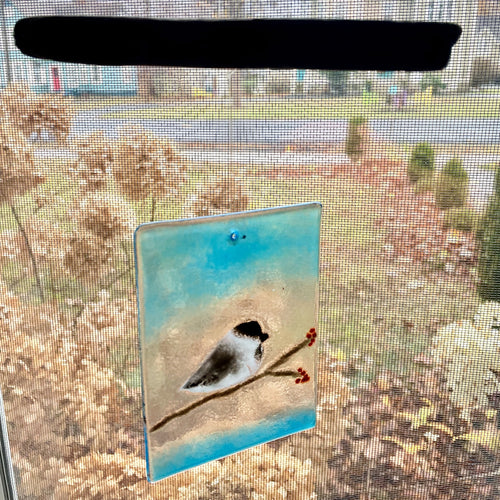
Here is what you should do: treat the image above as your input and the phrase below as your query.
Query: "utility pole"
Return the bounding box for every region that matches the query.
[0,0,12,86]
[138,0,154,99]
[228,0,244,108]
[217,0,224,18]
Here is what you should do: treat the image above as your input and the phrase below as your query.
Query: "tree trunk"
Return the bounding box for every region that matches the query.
[227,0,244,107]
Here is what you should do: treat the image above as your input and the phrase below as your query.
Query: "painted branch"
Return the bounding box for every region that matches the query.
[267,338,310,370]
[150,337,310,433]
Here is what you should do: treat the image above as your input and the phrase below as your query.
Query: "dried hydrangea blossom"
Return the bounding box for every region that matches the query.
[474,301,500,332]
[0,82,73,142]
[74,291,137,366]
[0,118,44,202]
[54,444,316,499]
[432,313,500,410]
[184,176,249,217]
[113,125,186,201]
[77,290,136,332]
[69,131,114,191]
[0,289,140,497]
[70,192,136,241]
[0,229,21,263]
[63,230,114,279]
[11,219,67,267]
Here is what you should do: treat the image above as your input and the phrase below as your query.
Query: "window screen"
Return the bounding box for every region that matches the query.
[1,1,500,498]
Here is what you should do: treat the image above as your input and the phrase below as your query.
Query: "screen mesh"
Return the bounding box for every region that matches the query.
[1,1,500,498]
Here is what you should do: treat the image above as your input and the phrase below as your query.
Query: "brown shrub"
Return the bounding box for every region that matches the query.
[0,82,73,142]
[0,118,43,203]
[113,126,186,202]
[70,131,114,191]
[184,176,249,217]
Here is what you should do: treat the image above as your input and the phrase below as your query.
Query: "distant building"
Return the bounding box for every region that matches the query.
[1,1,138,96]
[474,13,500,85]
[5,0,494,96]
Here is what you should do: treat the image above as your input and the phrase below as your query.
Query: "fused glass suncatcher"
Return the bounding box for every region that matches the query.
[135,203,321,482]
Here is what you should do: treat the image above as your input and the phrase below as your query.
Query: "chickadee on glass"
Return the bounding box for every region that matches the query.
[135,203,321,482]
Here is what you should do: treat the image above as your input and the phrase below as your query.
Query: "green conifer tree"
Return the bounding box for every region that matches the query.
[435,158,469,210]
[477,167,500,301]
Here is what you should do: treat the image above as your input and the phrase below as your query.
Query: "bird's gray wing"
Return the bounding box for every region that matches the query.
[181,336,240,390]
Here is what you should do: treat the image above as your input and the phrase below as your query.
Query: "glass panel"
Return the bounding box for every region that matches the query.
[136,204,320,481]
[0,0,499,498]
[0,389,16,500]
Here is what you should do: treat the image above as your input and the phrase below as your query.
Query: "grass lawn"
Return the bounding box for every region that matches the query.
[95,95,500,120]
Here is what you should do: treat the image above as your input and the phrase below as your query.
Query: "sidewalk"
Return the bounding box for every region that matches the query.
[34,147,350,165]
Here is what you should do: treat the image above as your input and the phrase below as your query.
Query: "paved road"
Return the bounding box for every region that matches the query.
[67,105,500,206]
[72,107,500,145]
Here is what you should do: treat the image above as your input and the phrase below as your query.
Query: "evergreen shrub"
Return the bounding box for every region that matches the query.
[408,142,435,183]
[435,158,469,209]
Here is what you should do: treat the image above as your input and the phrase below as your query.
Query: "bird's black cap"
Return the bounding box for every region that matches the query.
[235,321,269,342]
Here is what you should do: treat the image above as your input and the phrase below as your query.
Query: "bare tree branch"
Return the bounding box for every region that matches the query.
[10,203,44,302]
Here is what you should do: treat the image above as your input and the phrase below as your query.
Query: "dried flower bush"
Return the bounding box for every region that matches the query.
[70,191,136,241]
[0,94,336,499]
[69,131,114,191]
[0,280,142,498]
[0,83,73,143]
[74,290,139,378]
[113,126,186,204]
[0,118,43,203]
[432,302,500,417]
[54,445,316,500]
[63,230,114,280]
[184,176,249,217]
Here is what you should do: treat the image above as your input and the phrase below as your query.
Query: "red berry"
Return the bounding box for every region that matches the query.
[306,333,311,338]
[295,378,301,384]
[308,342,313,346]
[312,332,317,338]
[310,328,315,333]
[298,367,303,373]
